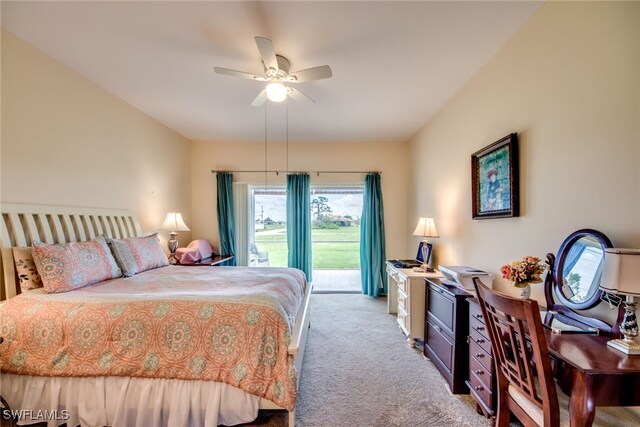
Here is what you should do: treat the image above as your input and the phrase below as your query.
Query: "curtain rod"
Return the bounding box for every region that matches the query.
[211,170,381,176]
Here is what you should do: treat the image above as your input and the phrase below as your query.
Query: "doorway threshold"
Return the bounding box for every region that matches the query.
[312,289,360,294]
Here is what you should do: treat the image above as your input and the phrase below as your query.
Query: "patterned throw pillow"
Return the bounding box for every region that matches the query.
[107,233,169,277]
[32,235,122,293]
[12,247,43,292]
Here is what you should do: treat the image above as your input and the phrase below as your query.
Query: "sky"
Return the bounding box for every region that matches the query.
[254,191,363,222]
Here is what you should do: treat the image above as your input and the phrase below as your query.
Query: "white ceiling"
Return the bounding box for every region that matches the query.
[1,1,541,143]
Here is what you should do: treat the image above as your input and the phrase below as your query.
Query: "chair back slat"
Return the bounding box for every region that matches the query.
[474,278,560,427]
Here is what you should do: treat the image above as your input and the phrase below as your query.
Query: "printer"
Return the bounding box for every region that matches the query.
[438,266,493,291]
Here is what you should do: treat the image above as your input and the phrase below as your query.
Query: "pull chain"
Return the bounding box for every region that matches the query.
[264,101,268,191]
[286,103,289,174]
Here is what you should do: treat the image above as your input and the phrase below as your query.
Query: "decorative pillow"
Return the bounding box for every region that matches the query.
[107,233,168,277]
[32,235,122,293]
[12,247,43,292]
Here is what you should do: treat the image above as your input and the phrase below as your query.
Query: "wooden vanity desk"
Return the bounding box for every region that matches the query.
[545,331,640,426]
[467,229,640,426]
[538,229,637,426]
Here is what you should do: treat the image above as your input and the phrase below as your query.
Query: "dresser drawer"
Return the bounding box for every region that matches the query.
[425,319,453,374]
[468,370,494,412]
[386,265,399,281]
[470,339,493,373]
[427,285,454,334]
[398,306,410,332]
[470,314,489,341]
[470,352,493,390]
[398,288,408,312]
[469,326,492,356]
[469,302,485,323]
[397,276,408,294]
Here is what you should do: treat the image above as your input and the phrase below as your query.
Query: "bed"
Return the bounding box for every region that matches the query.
[0,203,312,427]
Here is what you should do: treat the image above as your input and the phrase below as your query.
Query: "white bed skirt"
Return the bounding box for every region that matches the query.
[1,373,259,427]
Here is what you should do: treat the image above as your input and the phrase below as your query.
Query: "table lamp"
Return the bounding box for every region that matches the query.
[160,212,190,264]
[600,248,640,355]
[412,217,439,272]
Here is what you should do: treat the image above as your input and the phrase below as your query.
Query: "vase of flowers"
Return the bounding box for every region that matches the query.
[500,256,546,300]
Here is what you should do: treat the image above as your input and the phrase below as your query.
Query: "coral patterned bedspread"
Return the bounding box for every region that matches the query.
[0,266,307,411]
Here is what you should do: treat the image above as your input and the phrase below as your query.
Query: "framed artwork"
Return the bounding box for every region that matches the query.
[471,133,519,219]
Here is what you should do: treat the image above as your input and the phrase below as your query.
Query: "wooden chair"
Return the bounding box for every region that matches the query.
[473,278,560,427]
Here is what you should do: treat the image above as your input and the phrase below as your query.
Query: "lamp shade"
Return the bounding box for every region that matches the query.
[160,212,190,232]
[412,217,439,238]
[601,248,640,296]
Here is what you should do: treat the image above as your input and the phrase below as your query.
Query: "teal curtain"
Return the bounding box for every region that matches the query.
[216,172,236,266]
[360,173,387,296]
[287,174,312,282]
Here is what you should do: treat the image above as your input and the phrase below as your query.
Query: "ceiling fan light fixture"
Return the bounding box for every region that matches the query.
[214,37,331,106]
[266,82,288,102]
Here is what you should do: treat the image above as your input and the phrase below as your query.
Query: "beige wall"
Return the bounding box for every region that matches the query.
[190,140,409,258]
[407,1,640,302]
[1,31,191,243]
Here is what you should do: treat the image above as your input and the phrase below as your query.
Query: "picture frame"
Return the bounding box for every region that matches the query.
[471,133,519,219]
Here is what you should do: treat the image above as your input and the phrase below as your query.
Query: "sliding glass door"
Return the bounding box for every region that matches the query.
[311,186,363,291]
[248,185,363,292]
[250,187,287,267]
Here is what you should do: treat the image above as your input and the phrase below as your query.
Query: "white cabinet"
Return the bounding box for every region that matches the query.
[386,262,442,347]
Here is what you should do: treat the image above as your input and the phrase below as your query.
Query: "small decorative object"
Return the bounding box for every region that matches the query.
[471,133,519,219]
[500,256,546,300]
[159,212,190,264]
[412,217,439,272]
[600,248,640,355]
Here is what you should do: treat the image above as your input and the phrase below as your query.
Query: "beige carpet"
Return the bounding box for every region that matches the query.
[245,294,490,427]
[245,294,640,427]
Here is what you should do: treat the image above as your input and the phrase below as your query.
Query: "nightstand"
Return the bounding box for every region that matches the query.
[176,255,234,266]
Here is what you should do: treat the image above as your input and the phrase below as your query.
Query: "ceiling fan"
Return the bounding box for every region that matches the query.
[214,36,332,107]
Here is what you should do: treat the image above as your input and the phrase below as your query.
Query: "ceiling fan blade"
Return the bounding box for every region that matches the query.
[251,89,267,107]
[288,87,316,104]
[214,67,266,81]
[289,65,332,82]
[255,36,278,70]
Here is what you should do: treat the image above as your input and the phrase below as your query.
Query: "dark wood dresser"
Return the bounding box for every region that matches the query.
[423,279,472,394]
[466,298,496,417]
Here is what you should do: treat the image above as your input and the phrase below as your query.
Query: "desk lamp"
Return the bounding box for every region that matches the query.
[601,248,640,355]
[160,212,190,264]
[412,217,439,272]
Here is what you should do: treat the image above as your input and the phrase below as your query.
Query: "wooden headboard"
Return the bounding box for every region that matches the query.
[0,203,142,301]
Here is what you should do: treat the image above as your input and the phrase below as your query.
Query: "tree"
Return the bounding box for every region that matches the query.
[311,197,332,221]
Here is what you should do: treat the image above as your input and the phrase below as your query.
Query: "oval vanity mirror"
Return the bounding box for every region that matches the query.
[553,229,612,310]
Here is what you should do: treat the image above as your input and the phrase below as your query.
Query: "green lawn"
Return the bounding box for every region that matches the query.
[255,226,360,268]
